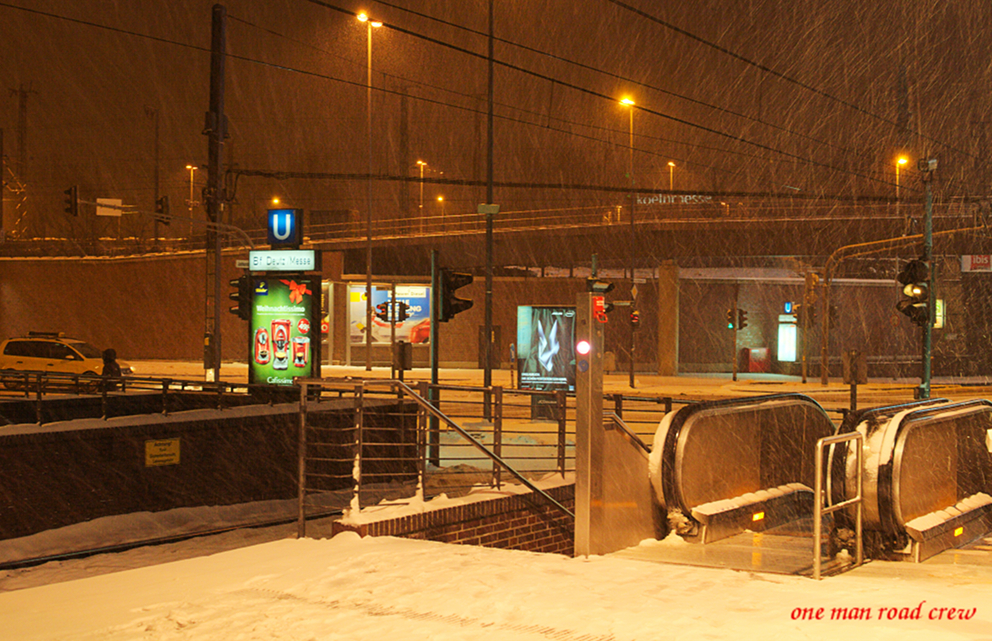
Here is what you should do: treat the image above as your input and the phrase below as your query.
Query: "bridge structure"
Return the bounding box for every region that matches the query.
[3,191,990,271]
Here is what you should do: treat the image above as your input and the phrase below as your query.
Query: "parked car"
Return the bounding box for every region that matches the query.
[0,332,132,384]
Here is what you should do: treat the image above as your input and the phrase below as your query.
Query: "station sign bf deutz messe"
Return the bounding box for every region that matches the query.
[248,249,316,272]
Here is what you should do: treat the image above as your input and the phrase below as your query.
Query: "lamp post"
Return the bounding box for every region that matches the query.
[437,195,445,229]
[358,12,382,371]
[417,160,426,233]
[185,164,198,239]
[668,161,675,191]
[620,97,635,388]
[895,156,908,200]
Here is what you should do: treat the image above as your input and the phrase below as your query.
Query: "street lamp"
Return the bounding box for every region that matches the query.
[416,160,426,233]
[358,12,382,371]
[620,96,636,388]
[437,195,445,229]
[895,156,909,200]
[185,164,198,238]
[668,161,675,191]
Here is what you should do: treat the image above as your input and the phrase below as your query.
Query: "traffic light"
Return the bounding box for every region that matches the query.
[726,308,736,330]
[630,309,640,330]
[155,195,171,225]
[737,308,748,330]
[396,301,410,322]
[64,186,79,217]
[896,259,929,327]
[793,303,816,324]
[440,268,473,322]
[228,275,251,320]
[374,302,389,321]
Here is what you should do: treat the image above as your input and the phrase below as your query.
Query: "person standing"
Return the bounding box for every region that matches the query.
[102,348,122,390]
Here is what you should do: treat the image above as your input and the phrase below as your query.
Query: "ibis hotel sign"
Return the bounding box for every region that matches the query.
[962,255,992,272]
[249,250,317,272]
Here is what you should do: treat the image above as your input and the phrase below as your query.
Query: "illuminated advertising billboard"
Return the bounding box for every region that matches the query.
[516,306,576,391]
[249,276,317,386]
[349,284,431,345]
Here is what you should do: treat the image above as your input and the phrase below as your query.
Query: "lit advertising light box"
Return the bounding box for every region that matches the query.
[516,306,576,391]
[248,276,317,386]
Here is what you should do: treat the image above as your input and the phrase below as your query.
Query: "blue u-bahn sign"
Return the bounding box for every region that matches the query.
[267,208,303,248]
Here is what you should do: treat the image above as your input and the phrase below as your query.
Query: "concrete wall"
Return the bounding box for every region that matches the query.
[0,252,973,375]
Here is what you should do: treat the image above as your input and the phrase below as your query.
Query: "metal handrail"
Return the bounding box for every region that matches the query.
[813,431,864,579]
[295,378,575,526]
[389,379,575,519]
[603,411,651,456]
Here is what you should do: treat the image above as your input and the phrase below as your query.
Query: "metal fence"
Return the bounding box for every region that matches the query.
[294,378,700,536]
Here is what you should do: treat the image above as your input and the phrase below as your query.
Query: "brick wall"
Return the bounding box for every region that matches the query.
[332,484,575,556]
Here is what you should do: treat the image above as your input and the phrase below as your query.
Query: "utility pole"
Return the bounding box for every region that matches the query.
[731,284,739,382]
[429,249,440,467]
[9,83,35,236]
[203,4,227,381]
[920,158,936,399]
[483,0,495,400]
[10,83,34,181]
[145,106,160,244]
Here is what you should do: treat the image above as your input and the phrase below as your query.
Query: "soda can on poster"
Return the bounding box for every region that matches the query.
[293,336,310,368]
[271,319,291,370]
[254,328,270,365]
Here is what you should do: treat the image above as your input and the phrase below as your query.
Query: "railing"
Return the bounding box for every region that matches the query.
[0,368,261,424]
[813,431,864,580]
[603,411,651,456]
[604,394,678,447]
[295,378,582,538]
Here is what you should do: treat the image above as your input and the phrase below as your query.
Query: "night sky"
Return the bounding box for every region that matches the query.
[1,1,989,245]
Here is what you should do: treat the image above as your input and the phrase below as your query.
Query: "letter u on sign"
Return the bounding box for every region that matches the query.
[267,208,302,248]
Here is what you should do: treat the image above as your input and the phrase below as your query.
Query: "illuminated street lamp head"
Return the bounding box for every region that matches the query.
[620,97,635,106]
[437,195,444,202]
[272,197,281,205]
[357,13,382,27]
[897,156,909,166]
[186,164,195,170]
[668,161,675,167]
[417,160,426,166]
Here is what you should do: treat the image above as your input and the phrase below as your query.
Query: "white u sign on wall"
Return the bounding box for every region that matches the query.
[267,208,302,247]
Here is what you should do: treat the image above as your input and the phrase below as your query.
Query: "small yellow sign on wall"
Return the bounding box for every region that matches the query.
[145,438,180,467]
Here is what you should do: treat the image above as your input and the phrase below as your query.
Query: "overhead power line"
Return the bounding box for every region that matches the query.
[602,0,973,159]
[334,0,849,155]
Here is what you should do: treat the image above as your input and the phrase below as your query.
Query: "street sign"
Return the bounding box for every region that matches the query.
[96,198,123,217]
[249,249,316,272]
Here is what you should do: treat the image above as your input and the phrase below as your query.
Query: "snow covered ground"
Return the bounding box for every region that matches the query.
[1,516,990,640]
[1,363,990,639]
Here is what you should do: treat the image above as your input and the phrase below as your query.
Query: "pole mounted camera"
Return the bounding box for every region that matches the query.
[586,278,615,294]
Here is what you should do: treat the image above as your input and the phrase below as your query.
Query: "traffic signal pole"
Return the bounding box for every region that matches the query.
[921,164,935,399]
[204,4,227,381]
[429,250,440,466]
